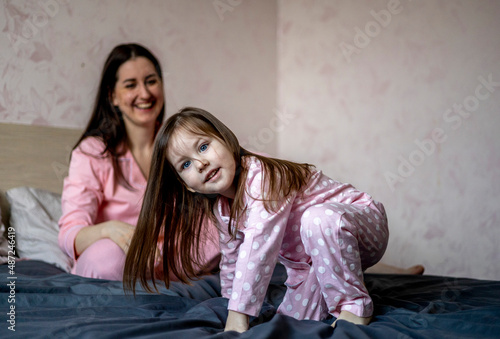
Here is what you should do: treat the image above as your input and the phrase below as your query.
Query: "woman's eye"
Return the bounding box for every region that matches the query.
[125,83,136,89]
[182,161,191,169]
[147,79,158,86]
[200,144,208,152]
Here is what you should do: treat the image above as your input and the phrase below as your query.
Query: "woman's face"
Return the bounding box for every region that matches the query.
[112,56,164,130]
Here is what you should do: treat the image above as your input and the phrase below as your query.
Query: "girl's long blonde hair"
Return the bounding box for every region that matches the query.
[123,107,313,293]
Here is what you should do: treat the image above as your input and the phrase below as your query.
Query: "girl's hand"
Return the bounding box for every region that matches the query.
[101,220,136,253]
[224,310,249,333]
[332,310,372,328]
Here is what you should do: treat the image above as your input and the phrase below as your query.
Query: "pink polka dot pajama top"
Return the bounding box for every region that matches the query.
[215,156,389,321]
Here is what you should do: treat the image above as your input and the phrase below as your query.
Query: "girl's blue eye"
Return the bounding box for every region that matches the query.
[182,161,191,169]
[200,144,208,152]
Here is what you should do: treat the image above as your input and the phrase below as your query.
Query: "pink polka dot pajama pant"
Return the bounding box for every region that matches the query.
[276,201,388,320]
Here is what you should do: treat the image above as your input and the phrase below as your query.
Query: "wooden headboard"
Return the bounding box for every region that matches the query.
[0,123,82,194]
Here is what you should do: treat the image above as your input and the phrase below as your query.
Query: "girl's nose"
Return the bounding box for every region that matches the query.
[195,159,209,172]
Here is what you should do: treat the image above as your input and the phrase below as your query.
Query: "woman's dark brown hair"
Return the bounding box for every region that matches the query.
[123,107,313,293]
[73,43,165,188]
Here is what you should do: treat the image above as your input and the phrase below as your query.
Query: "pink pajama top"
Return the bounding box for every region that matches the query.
[58,137,220,277]
[215,156,387,318]
[58,137,146,261]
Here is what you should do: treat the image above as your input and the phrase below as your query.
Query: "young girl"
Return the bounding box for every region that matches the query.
[124,107,389,332]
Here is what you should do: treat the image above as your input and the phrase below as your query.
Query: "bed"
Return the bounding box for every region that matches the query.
[1,123,500,338]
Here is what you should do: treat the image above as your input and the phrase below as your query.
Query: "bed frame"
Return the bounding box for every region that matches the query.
[0,122,82,193]
[0,123,81,226]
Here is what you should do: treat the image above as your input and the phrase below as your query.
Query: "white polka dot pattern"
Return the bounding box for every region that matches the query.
[215,156,388,320]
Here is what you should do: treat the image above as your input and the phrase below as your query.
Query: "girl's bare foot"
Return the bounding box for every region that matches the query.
[332,310,371,328]
[404,264,425,275]
[365,263,425,275]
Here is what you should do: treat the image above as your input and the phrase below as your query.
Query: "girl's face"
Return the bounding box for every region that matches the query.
[167,128,237,199]
[112,56,164,130]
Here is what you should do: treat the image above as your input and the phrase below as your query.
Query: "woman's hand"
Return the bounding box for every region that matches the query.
[74,220,135,256]
[101,220,136,253]
[224,310,249,333]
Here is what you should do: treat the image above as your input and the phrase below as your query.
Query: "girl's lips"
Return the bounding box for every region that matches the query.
[205,168,220,183]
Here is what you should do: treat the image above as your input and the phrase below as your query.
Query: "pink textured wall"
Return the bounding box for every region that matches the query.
[277,0,500,279]
[0,0,277,154]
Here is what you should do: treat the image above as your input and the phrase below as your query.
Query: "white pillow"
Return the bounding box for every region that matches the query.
[6,186,73,272]
[0,206,10,265]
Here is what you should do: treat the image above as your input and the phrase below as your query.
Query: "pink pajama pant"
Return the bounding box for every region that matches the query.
[71,233,219,281]
[71,239,125,280]
[276,201,388,320]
